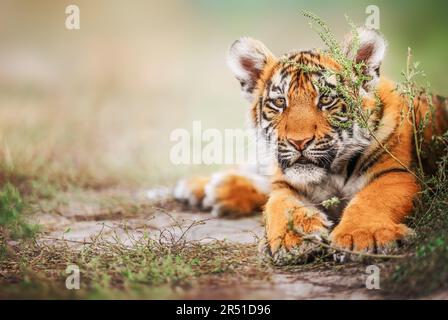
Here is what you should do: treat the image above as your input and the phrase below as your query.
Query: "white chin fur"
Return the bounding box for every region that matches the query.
[283,165,327,187]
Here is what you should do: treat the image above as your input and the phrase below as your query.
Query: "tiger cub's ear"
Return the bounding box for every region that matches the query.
[343,27,387,93]
[227,37,275,102]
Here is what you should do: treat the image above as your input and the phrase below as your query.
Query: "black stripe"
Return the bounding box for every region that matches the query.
[300,50,319,59]
[371,102,384,131]
[289,71,299,92]
[360,146,386,172]
[261,110,272,121]
[345,152,361,183]
[336,127,344,140]
[368,168,409,184]
[271,180,308,199]
[347,125,354,138]
[357,99,387,171]
[258,96,263,127]
[359,124,398,172]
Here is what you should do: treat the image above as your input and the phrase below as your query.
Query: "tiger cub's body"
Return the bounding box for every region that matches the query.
[174,28,448,264]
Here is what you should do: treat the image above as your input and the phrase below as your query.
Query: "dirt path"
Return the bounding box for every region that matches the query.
[30,189,384,300]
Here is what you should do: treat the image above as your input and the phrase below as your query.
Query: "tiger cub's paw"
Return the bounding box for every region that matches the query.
[330,220,415,262]
[174,171,269,218]
[173,177,210,208]
[258,235,327,266]
[203,171,269,218]
[263,204,332,266]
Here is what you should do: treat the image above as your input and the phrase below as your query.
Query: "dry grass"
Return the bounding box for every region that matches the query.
[0,229,269,299]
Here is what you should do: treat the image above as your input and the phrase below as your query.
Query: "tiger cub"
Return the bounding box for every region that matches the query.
[174,28,448,263]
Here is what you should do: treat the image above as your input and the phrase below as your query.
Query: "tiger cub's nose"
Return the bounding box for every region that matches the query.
[288,137,313,151]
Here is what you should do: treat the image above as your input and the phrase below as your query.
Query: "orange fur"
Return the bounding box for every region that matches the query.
[214,174,267,216]
[331,171,418,251]
[186,177,210,203]
[264,186,329,252]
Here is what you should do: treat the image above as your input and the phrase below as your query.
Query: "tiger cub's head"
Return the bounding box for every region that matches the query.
[227,28,387,184]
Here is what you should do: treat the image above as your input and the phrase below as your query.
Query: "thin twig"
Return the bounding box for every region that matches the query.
[40,236,94,245]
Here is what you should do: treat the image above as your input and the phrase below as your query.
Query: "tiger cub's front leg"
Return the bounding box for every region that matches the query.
[331,170,419,255]
[262,184,332,265]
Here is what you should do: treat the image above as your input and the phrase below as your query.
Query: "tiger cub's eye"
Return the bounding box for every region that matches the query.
[319,95,334,106]
[273,97,286,108]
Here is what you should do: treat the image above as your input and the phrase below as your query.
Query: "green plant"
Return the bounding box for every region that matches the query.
[0,183,39,239]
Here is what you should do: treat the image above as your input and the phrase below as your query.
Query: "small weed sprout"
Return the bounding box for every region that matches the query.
[396,47,435,177]
[321,196,341,210]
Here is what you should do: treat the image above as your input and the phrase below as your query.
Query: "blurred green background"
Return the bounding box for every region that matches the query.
[0,0,447,188]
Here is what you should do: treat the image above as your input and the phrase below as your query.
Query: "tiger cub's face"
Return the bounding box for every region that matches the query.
[228,28,387,184]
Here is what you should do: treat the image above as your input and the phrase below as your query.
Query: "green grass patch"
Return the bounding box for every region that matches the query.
[0,183,39,240]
